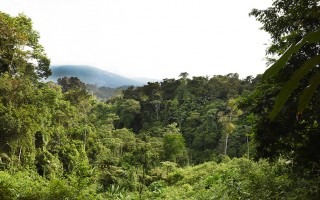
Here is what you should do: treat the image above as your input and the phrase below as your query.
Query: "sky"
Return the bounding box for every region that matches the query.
[0,0,272,80]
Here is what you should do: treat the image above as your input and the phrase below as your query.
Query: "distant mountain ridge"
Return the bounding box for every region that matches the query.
[48,65,144,88]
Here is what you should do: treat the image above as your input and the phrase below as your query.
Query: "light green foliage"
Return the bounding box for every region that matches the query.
[163,123,187,165]
[0,158,319,199]
[141,158,320,200]
[112,128,136,156]
[0,12,51,79]
[0,171,15,200]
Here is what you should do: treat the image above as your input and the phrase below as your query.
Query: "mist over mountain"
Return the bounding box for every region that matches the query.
[48,65,146,88]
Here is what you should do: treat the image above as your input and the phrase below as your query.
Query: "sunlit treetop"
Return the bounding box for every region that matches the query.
[0,12,51,80]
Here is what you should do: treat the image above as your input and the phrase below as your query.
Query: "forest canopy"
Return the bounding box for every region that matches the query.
[0,0,320,199]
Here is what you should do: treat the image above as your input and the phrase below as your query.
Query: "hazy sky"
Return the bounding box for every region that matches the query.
[1,0,272,80]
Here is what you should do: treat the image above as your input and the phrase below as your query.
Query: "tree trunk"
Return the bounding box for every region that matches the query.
[224,133,229,155]
[247,135,250,159]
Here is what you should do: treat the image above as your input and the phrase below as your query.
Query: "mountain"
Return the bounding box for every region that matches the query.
[48,65,143,88]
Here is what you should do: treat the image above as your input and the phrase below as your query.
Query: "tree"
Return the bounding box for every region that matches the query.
[218,99,240,156]
[161,78,180,100]
[163,123,187,165]
[250,0,319,55]
[0,12,51,80]
[115,99,141,130]
[57,77,86,93]
[244,0,320,171]
[57,77,89,104]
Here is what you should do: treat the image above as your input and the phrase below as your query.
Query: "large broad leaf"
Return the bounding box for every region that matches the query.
[298,71,320,113]
[263,28,320,120]
[269,55,320,120]
[263,29,320,80]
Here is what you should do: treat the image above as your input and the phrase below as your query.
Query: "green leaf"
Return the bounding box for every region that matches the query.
[298,71,320,113]
[263,29,320,80]
[269,55,320,120]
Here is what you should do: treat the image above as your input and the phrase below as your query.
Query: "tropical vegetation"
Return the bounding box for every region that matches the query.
[0,0,319,199]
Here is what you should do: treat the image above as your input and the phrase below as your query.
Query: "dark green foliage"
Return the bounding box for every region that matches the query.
[118,73,258,163]
[240,0,320,172]
[115,99,141,131]
[263,31,320,119]
[57,76,90,104]
[57,76,86,92]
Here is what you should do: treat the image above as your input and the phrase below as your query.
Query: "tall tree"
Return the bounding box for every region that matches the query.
[243,0,320,171]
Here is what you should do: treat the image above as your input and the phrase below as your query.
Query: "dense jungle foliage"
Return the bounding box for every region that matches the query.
[0,0,319,199]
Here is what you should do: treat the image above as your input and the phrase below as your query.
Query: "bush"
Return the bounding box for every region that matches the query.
[0,172,15,200]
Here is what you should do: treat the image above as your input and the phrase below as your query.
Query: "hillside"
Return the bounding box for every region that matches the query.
[48,65,143,88]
